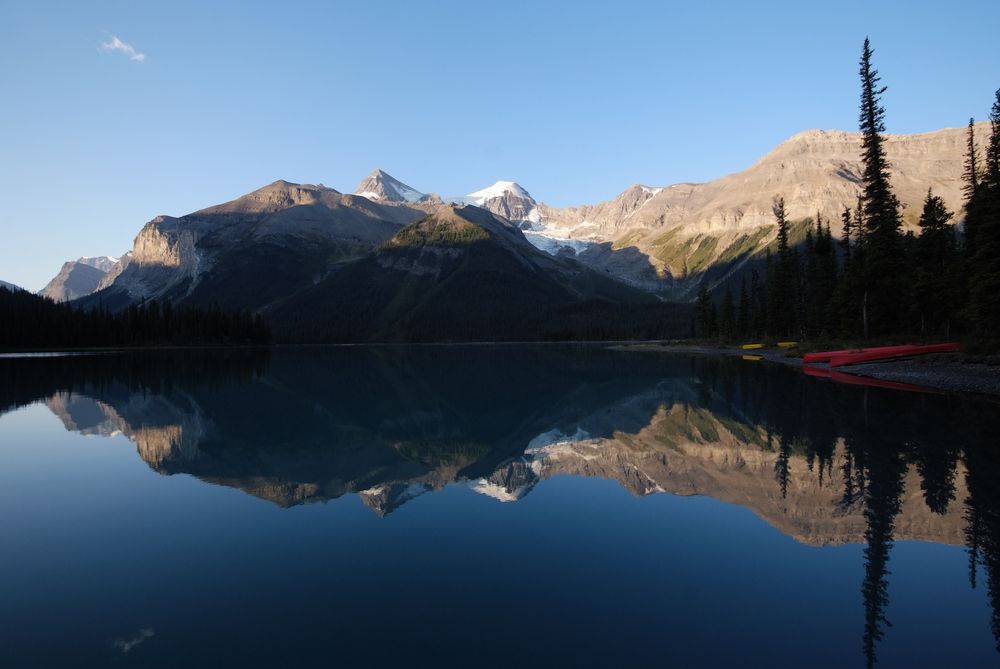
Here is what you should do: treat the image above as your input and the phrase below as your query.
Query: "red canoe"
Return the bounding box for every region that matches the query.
[803,344,928,364]
[827,342,960,368]
[803,364,940,394]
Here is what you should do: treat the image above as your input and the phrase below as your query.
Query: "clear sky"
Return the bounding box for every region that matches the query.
[1,0,998,291]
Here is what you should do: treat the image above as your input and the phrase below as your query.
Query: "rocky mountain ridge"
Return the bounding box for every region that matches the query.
[78,121,984,315]
[354,168,435,203]
[39,256,120,302]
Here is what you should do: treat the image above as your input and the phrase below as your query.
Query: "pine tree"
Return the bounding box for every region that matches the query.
[737,277,751,339]
[857,38,904,335]
[721,283,735,340]
[750,267,764,338]
[970,89,1000,333]
[914,189,957,334]
[965,117,981,203]
[813,216,839,336]
[776,196,790,253]
[696,285,713,337]
[840,206,853,262]
[964,118,983,257]
[771,198,790,336]
[770,197,801,338]
[804,221,819,337]
[987,90,1000,188]
[764,249,776,336]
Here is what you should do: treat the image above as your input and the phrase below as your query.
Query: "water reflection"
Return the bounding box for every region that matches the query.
[2,346,999,666]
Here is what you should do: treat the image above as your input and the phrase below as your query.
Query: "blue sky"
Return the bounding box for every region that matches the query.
[2,0,998,291]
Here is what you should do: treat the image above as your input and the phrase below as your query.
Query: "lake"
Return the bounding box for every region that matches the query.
[1,346,998,667]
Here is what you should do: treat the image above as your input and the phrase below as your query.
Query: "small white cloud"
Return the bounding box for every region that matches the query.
[100,34,146,62]
[113,628,154,654]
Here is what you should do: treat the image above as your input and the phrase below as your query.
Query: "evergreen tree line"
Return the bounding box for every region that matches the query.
[696,39,1000,344]
[0,287,271,349]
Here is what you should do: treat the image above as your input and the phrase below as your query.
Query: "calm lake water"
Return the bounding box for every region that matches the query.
[2,346,999,668]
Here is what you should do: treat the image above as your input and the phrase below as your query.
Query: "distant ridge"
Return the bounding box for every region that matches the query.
[39,256,120,302]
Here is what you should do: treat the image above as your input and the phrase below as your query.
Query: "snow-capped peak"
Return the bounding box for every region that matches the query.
[465,180,533,205]
[354,169,425,203]
[78,256,120,273]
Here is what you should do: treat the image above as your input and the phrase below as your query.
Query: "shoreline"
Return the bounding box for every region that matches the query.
[3,340,998,397]
[613,343,1000,398]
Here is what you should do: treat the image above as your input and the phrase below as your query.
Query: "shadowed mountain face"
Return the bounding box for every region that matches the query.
[5,347,1000,665]
[81,180,434,314]
[82,185,687,341]
[268,205,679,342]
[39,256,120,302]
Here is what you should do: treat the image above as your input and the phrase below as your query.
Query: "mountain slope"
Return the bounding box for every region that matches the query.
[86,179,431,312]
[0,279,23,292]
[529,123,987,296]
[270,205,679,342]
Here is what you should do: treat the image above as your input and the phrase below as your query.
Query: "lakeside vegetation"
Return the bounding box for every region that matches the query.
[0,286,271,350]
[697,39,1000,350]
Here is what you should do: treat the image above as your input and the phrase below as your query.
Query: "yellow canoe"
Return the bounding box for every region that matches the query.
[742,354,763,361]
[741,343,764,350]
[777,341,798,349]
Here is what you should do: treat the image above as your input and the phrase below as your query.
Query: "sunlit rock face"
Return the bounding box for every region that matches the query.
[89,179,431,307]
[528,123,987,297]
[46,391,203,468]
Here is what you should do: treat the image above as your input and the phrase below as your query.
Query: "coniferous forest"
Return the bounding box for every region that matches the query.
[0,286,271,349]
[697,38,1000,346]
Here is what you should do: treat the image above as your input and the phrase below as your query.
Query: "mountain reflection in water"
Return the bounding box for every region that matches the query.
[2,346,999,667]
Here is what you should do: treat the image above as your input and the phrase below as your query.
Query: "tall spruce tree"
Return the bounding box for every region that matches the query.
[721,284,736,340]
[750,267,764,338]
[737,277,751,338]
[914,190,957,334]
[771,197,798,337]
[696,285,713,337]
[814,216,839,336]
[840,206,854,262]
[987,90,1000,186]
[964,118,982,257]
[965,118,981,203]
[970,90,1000,332]
[857,38,905,335]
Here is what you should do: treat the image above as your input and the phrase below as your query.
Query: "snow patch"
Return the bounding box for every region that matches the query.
[388,182,424,203]
[525,427,591,451]
[458,181,532,205]
[523,231,595,256]
[468,479,531,503]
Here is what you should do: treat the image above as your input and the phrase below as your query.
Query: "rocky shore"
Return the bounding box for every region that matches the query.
[615,344,1000,397]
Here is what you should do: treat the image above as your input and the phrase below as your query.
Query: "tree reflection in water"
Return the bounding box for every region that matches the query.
[2,346,998,665]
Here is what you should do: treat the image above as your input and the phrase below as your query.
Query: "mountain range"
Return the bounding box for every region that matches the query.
[38,256,119,302]
[55,122,982,339]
